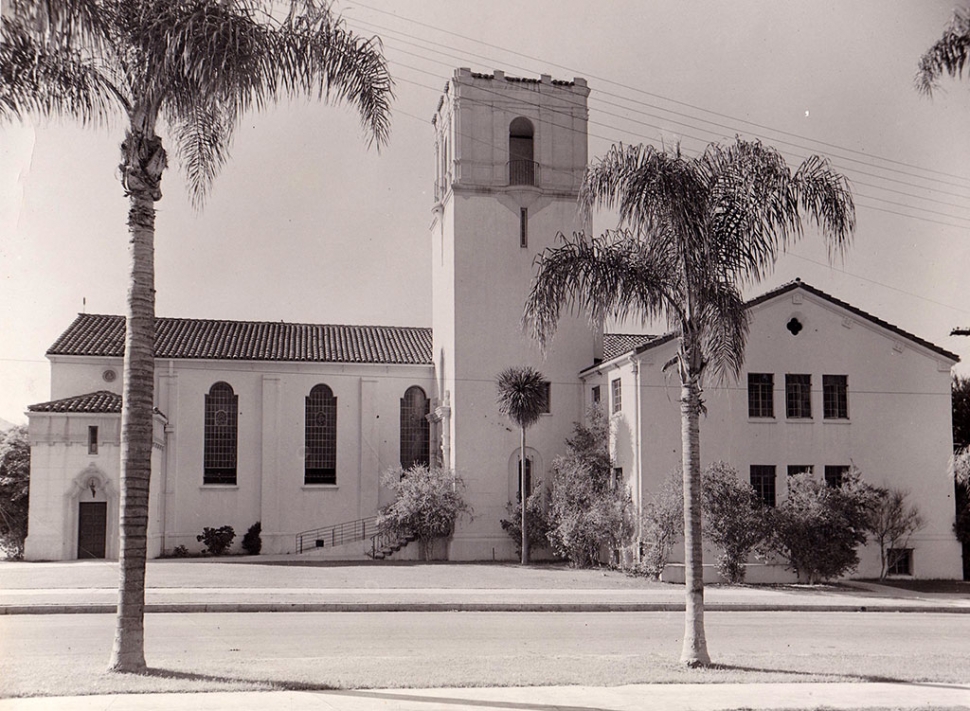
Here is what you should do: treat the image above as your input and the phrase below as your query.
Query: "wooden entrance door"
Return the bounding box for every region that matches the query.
[77,501,107,559]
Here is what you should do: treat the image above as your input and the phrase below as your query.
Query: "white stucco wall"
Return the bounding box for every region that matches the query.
[25,411,164,561]
[593,286,961,580]
[432,70,599,560]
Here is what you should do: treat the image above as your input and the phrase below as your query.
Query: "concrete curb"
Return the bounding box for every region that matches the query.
[2,601,967,615]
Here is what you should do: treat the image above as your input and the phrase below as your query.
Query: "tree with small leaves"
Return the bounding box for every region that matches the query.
[0,426,30,559]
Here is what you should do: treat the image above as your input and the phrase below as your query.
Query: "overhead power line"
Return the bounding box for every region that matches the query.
[346,0,970,188]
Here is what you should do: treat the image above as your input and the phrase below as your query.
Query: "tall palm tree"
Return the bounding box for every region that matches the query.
[1,0,391,672]
[496,366,547,564]
[525,139,854,666]
[916,5,970,95]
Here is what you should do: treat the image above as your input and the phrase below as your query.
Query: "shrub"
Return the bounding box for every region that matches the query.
[638,470,683,579]
[0,425,30,560]
[196,525,236,556]
[546,407,635,567]
[172,545,189,558]
[762,468,879,583]
[500,486,550,558]
[701,462,771,584]
[242,521,262,555]
[870,488,923,580]
[377,465,472,561]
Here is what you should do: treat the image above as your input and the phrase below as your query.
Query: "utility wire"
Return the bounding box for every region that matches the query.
[346,0,970,187]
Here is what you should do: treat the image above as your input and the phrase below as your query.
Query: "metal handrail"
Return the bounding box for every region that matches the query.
[295,515,378,553]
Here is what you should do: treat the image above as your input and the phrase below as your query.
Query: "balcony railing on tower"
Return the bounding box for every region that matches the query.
[508,160,540,187]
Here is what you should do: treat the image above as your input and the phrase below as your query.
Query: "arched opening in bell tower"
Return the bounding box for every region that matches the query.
[508,117,536,186]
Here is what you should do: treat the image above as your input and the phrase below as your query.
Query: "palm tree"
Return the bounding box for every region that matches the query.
[916,5,970,95]
[525,139,854,666]
[1,0,391,672]
[496,366,547,564]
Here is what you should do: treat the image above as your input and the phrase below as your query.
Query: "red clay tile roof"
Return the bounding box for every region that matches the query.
[28,390,122,413]
[603,334,657,361]
[27,390,165,417]
[48,314,434,365]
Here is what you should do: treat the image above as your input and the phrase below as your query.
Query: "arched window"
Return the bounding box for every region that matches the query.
[509,117,535,185]
[400,386,430,470]
[204,382,238,484]
[517,457,533,501]
[305,384,337,484]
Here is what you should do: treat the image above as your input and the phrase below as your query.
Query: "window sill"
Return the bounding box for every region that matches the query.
[302,484,338,490]
[785,418,814,423]
[200,484,239,490]
[823,418,851,424]
[747,417,776,423]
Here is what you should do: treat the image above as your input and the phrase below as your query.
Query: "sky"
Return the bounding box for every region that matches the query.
[1,0,969,424]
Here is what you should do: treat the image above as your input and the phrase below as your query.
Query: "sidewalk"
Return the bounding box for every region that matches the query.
[3,682,970,710]
[1,559,967,615]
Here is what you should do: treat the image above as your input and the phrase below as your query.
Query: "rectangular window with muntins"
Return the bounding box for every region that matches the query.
[823,374,848,419]
[611,378,622,414]
[887,548,913,576]
[520,208,528,248]
[88,426,98,455]
[750,465,777,506]
[591,385,601,404]
[539,381,551,414]
[825,465,850,488]
[747,373,774,418]
[786,374,812,419]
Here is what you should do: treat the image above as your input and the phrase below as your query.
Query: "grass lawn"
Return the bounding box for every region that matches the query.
[3,610,967,698]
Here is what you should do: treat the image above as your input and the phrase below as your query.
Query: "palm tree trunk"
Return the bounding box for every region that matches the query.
[520,426,529,565]
[109,118,165,673]
[680,373,711,667]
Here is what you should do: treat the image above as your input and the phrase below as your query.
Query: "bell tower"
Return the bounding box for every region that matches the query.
[430,68,599,560]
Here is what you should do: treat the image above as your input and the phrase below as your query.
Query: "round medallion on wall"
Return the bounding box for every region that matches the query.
[102,369,117,383]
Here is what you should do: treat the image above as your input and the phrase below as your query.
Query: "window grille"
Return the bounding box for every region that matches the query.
[204,382,238,484]
[88,426,98,455]
[305,384,337,485]
[520,208,528,248]
[509,117,535,186]
[400,386,430,470]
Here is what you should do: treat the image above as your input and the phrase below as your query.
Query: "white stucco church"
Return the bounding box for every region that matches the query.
[24,68,963,579]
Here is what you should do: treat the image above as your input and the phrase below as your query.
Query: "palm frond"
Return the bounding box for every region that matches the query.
[791,154,855,261]
[524,230,678,348]
[0,17,125,123]
[695,280,748,384]
[166,96,235,209]
[496,366,547,429]
[916,6,970,96]
[155,0,392,150]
